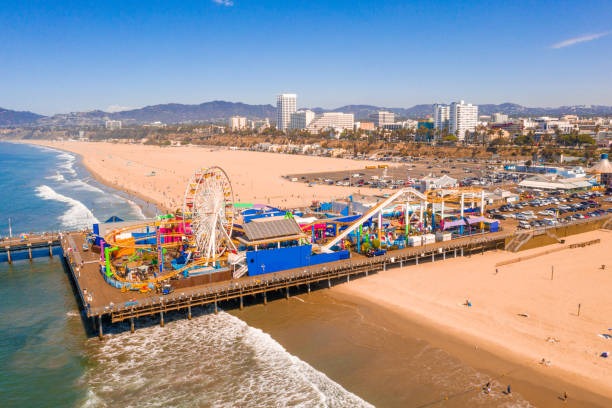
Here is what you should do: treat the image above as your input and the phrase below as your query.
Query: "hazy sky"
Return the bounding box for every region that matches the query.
[1,0,611,115]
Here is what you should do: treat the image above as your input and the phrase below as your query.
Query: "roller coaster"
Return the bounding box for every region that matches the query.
[101,166,238,291]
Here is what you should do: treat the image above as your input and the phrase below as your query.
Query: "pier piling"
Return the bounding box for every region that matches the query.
[416,255,419,265]
[28,245,32,260]
[461,247,464,257]
[130,317,135,333]
[214,300,218,314]
[98,316,103,340]
[286,286,290,299]
[160,311,164,327]
[307,283,311,293]
[263,291,267,305]
[48,242,53,257]
[328,278,331,288]
[188,305,192,320]
[454,248,457,258]
[239,294,244,310]
[6,248,11,264]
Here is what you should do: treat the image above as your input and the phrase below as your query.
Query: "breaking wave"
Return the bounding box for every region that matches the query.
[81,311,372,408]
[45,172,66,182]
[35,185,99,230]
[57,152,77,177]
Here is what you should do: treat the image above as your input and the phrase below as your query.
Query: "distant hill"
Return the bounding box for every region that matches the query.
[2,101,612,127]
[0,108,45,126]
[109,100,277,124]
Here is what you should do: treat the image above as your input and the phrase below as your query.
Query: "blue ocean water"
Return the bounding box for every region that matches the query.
[0,141,151,236]
[0,141,148,408]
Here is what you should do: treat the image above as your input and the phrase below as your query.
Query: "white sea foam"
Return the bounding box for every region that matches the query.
[57,152,77,177]
[67,179,105,194]
[126,199,146,220]
[46,173,66,182]
[81,311,373,408]
[36,185,99,230]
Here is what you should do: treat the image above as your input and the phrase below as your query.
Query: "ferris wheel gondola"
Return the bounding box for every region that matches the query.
[183,166,235,265]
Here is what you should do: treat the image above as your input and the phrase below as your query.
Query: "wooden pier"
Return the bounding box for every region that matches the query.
[57,229,509,339]
[0,234,60,263]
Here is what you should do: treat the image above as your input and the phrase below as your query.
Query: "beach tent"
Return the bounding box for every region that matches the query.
[104,216,124,223]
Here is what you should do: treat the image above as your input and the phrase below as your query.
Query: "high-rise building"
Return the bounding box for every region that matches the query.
[228,116,247,130]
[276,93,297,131]
[449,101,478,140]
[433,101,478,140]
[290,110,315,130]
[306,112,354,134]
[433,104,450,131]
[369,111,395,127]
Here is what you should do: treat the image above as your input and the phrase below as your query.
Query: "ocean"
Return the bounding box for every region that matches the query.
[0,141,538,407]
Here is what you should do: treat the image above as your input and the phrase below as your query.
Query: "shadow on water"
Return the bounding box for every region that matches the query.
[78,268,377,338]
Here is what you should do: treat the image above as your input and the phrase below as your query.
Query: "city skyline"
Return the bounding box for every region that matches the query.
[1,0,611,115]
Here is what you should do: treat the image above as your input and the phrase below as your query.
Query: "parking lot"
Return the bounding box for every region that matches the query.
[486,190,612,229]
[286,157,527,190]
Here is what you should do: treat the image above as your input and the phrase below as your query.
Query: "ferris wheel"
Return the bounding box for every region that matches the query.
[183,166,235,265]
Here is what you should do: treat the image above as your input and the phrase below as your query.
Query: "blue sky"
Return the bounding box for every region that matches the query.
[1,0,611,115]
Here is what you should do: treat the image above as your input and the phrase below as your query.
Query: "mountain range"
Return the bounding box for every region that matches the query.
[2,101,612,127]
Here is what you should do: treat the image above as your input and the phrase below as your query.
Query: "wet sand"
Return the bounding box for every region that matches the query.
[333,229,612,406]
[236,285,611,408]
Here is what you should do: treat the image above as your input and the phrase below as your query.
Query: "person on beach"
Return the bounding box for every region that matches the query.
[506,385,511,395]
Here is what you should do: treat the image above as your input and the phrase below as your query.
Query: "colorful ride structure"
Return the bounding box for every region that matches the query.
[100,166,238,292]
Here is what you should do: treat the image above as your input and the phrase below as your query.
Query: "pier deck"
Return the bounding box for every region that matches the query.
[59,230,510,337]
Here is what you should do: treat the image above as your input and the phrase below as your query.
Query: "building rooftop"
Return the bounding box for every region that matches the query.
[242,218,304,242]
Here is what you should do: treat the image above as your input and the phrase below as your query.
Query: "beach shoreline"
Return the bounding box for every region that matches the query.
[22,139,394,212]
[28,141,170,214]
[333,230,612,405]
[328,290,610,408]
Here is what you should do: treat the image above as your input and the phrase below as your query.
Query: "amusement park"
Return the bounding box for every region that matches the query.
[90,165,501,295]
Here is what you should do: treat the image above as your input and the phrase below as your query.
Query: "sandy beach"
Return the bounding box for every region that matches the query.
[27,140,391,212]
[335,229,612,404]
[23,139,612,406]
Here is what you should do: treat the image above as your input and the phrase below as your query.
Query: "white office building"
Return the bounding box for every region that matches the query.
[249,118,270,131]
[449,101,478,140]
[306,112,354,134]
[492,112,509,123]
[290,110,315,130]
[276,93,297,131]
[433,104,450,131]
[228,116,247,130]
[369,111,395,127]
[105,120,122,130]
